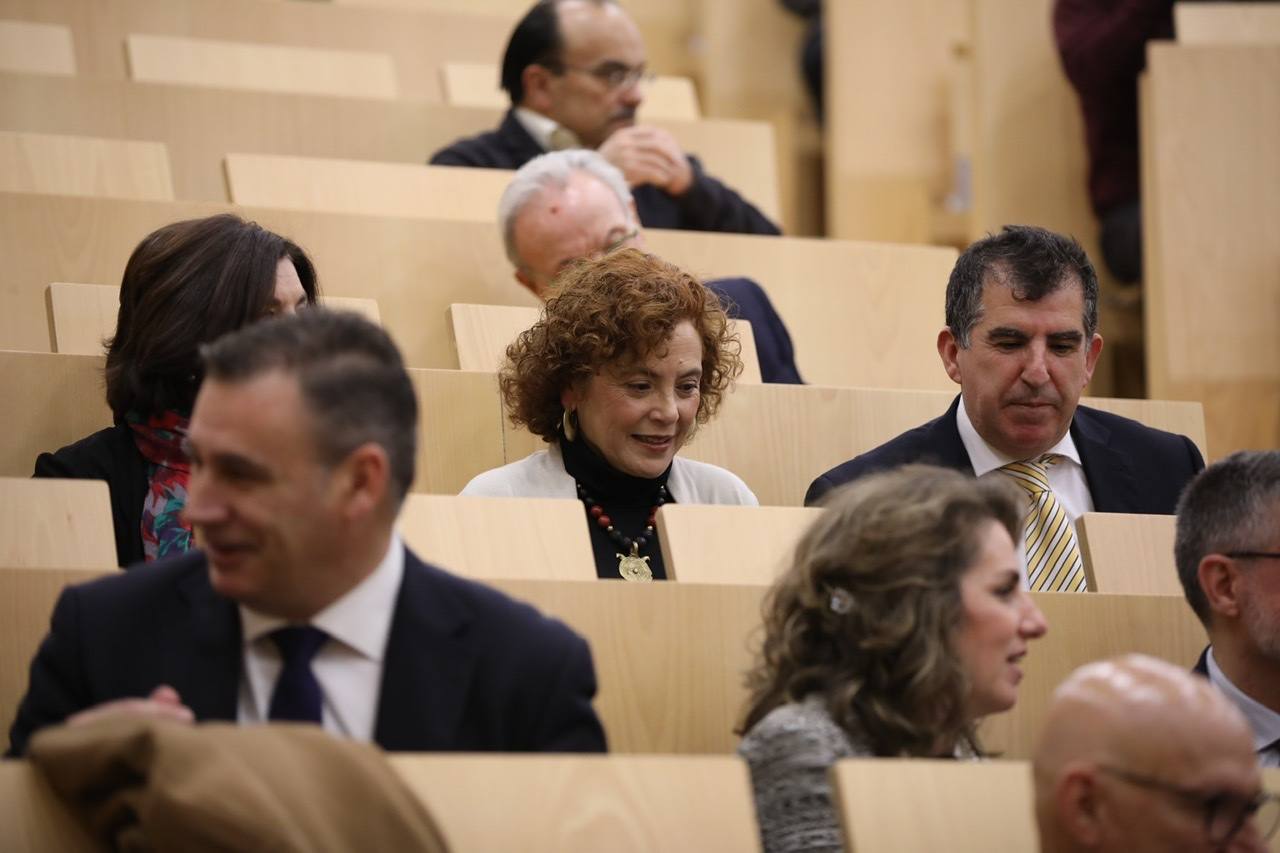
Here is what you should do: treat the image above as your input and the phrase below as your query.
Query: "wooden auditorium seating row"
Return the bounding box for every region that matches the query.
[447,302,764,382]
[0,20,702,119]
[0,565,1209,760]
[0,74,780,218]
[0,192,957,389]
[0,349,1208,508]
[45,282,381,356]
[6,750,1280,853]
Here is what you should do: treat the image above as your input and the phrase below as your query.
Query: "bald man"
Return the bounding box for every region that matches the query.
[1033,654,1276,852]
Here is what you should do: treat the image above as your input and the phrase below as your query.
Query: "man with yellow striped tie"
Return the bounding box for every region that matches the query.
[806,225,1204,592]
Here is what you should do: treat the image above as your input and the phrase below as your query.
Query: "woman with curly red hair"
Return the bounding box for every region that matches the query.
[461,248,756,580]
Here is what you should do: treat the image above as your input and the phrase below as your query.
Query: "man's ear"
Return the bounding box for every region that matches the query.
[334,443,391,522]
[521,64,555,113]
[1056,768,1104,845]
[938,327,963,386]
[514,268,546,300]
[1082,333,1104,386]
[1199,554,1244,620]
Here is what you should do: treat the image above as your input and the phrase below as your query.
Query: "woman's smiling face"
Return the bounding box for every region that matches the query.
[563,320,702,478]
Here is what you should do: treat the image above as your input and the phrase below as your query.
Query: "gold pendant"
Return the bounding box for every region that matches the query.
[616,543,653,582]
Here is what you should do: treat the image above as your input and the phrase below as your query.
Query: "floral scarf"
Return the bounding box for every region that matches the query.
[127,411,193,562]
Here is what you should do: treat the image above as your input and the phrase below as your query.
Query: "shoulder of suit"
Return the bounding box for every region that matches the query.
[1074,403,1195,446]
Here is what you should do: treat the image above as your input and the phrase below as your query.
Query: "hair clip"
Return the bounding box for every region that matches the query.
[829,588,854,615]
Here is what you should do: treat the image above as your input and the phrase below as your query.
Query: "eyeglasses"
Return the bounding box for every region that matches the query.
[599,228,640,256]
[1225,552,1280,561]
[1098,765,1280,844]
[553,61,653,91]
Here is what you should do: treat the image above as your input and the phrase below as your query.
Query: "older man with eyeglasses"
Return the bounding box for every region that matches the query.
[430,0,780,237]
[1177,450,1280,771]
[1034,654,1278,853]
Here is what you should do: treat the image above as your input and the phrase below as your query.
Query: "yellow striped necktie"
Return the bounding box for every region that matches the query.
[999,454,1087,592]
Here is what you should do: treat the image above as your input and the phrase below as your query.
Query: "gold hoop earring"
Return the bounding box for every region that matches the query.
[562,408,577,442]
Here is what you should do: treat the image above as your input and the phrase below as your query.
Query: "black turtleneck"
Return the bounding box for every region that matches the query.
[559,435,676,580]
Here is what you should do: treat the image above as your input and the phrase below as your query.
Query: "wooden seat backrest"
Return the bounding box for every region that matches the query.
[0,130,172,201]
[389,753,762,852]
[656,504,820,584]
[1076,512,1181,596]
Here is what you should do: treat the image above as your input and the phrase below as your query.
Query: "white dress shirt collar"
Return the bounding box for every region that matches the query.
[1206,647,1280,765]
[956,395,1083,475]
[514,106,582,151]
[239,533,405,661]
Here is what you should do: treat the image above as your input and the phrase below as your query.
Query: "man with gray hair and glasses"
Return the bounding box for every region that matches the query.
[1034,654,1278,853]
[1177,450,1280,769]
[499,148,802,384]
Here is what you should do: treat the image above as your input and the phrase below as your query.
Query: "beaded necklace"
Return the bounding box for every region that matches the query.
[575,482,667,582]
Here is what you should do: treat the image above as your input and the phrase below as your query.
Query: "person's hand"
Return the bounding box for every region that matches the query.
[598,125,693,195]
[67,685,195,728]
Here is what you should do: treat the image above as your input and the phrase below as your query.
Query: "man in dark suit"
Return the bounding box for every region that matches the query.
[807,226,1204,591]
[499,149,802,384]
[431,0,780,237]
[8,311,606,756]
[1177,451,1280,770]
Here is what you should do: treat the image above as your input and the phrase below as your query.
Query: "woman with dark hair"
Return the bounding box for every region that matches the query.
[737,465,1049,853]
[34,214,319,567]
[461,248,756,580]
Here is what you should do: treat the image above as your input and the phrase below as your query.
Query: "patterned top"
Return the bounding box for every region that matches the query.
[737,696,868,853]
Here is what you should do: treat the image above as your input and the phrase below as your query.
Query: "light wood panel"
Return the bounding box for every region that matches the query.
[1142,44,1280,458]
[0,19,74,76]
[0,351,110,479]
[0,479,117,570]
[126,33,398,100]
[441,61,700,120]
[390,754,761,852]
[0,131,172,201]
[1176,2,1280,44]
[45,283,381,356]
[447,303,762,383]
[834,759,1037,852]
[407,368,508,495]
[46,283,117,356]
[0,760,104,852]
[979,592,1206,759]
[0,567,111,743]
[0,0,510,101]
[1077,512,1180,597]
[225,154,513,220]
[824,0,970,242]
[489,578,766,754]
[656,504,820,585]
[397,494,596,581]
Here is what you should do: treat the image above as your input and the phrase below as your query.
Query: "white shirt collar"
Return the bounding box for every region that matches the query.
[240,532,405,662]
[1206,647,1280,755]
[513,107,582,152]
[955,395,1083,476]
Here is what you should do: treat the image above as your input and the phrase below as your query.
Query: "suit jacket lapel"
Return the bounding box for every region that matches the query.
[929,396,976,471]
[176,560,241,722]
[497,109,545,166]
[374,549,478,750]
[1072,406,1141,512]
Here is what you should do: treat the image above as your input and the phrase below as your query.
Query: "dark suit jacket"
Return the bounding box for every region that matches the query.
[7,548,607,756]
[707,277,803,384]
[430,109,781,236]
[805,396,1205,509]
[33,424,148,568]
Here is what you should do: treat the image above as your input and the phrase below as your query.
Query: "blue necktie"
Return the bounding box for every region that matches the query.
[267,625,329,724]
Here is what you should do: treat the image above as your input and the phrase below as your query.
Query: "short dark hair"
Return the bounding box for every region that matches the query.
[105,214,318,420]
[200,310,418,505]
[1175,451,1280,626]
[945,225,1099,347]
[500,0,613,104]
